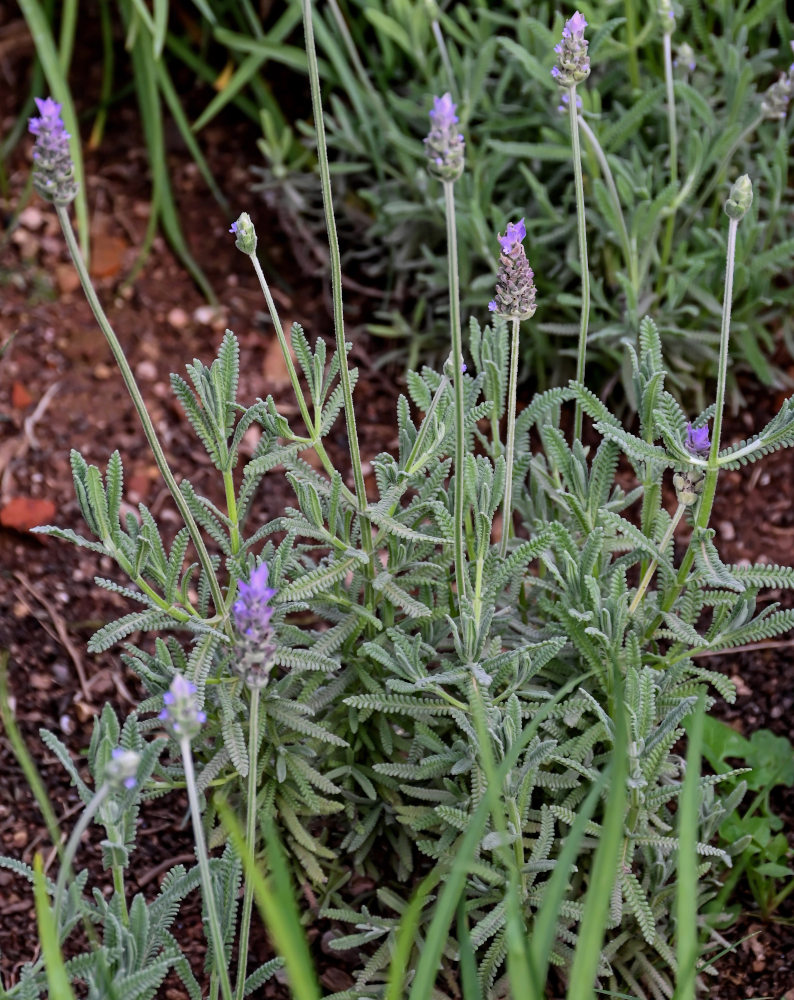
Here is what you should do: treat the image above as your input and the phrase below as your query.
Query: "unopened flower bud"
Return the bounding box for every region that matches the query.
[105,748,140,791]
[761,66,794,120]
[551,12,590,88]
[229,212,257,254]
[659,0,675,34]
[724,174,753,221]
[672,470,705,506]
[424,93,465,181]
[159,674,206,742]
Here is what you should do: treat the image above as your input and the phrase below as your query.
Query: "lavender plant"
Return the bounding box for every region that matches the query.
[5,5,794,999]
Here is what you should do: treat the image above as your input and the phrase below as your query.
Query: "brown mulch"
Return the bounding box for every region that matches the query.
[1,10,794,1000]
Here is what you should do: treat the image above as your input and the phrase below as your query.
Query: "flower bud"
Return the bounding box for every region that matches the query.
[551,12,590,88]
[28,97,78,206]
[105,748,140,791]
[229,212,258,254]
[424,93,465,182]
[159,674,206,742]
[724,174,753,221]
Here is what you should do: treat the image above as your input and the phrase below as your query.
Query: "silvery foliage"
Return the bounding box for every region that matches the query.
[19,294,794,996]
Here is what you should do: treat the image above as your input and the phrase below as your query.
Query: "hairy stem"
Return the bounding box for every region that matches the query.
[182,738,234,1000]
[443,179,469,600]
[499,317,521,557]
[56,206,228,623]
[234,687,261,1000]
[568,85,591,441]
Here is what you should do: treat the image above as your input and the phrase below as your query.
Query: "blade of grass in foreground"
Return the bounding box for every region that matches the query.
[0,652,63,859]
[564,674,629,998]
[217,798,321,1000]
[33,853,76,1000]
[672,691,706,1000]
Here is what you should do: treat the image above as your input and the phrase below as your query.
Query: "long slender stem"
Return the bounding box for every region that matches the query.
[248,254,355,506]
[628,502,686,615]
[499,317,521,558]
[234,688,261,1000]
[657,31,679,292]
[302,0,375,603]
[302,0,368,516]
[576,114,635,288]
[569,85,591,441]
[182,739,234,1000]
[649,217,740,635]
[52,784,110,925]
[56,206,228,622]
[624,0,640,90]
[443,179,468,600]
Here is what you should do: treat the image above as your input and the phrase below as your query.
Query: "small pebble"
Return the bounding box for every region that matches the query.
[719,520,735,541]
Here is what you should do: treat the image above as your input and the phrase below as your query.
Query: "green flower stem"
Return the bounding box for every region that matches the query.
[248,253,355,507]
[651,215,740,634]
[181,737,234,1000]
[499,317,521,558]
[628,501,686,615]
[443,179,468,600]
[55,206,227,623]
[223,469,241,558]
[52,783,110,930]
[624,0,640,90]
[657,29,679,292]
[234,687,261,1000]
[576,114,635,289]
[568,84,591,441]
[302,0,370,518]
[111,862,129,927]
[302,0,375,612]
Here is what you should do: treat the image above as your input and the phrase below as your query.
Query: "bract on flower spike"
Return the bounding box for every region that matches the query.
[159,673,206,742]
[27,96,78,205]
[424,92,465,181]
[551,11,590,87]
[489,219,537,320]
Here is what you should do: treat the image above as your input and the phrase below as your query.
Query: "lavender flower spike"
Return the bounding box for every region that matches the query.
[233,563,278,689]
[685,422,710,456]
[28,97,78,205]
[424,93,465,181]
[489,219,537,320]
[551,11,590,87]
[159,674,206,742]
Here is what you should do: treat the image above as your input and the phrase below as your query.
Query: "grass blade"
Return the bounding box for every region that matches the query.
[672,691,706,1000]
[33,853,76,1000]
[565,675,629,998]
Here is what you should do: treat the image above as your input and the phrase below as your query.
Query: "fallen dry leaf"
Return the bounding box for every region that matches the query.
[0,496,56,531]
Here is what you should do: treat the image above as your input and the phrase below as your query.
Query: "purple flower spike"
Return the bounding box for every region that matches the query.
[159,673,206,742]
[424,92,465,181]
[685,422,710,456]
[489,220,537,320]
[552,11,590,88]
[232,562,279,690]
[28,96,78,205]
